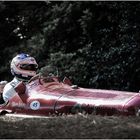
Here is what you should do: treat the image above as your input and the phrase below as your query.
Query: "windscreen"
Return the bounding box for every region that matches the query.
[39,66,59,82]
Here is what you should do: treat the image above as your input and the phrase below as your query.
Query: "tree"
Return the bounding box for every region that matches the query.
[0,1,140,92]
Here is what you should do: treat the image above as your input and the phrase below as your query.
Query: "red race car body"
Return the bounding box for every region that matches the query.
[0,77,140,116]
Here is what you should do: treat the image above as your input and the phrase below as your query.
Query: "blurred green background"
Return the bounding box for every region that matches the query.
[0,1,140,92]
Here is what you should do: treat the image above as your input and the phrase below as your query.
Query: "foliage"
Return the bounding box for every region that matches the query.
[0,1,140,92]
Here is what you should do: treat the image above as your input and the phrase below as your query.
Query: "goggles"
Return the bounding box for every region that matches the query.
[20,64,38,71]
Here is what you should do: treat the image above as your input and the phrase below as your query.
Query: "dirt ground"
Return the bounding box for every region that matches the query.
[0,114,140,139]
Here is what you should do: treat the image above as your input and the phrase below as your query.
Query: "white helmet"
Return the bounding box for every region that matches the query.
[11,53,38,80]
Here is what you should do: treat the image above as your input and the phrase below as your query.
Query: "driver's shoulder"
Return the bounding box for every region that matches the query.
[3,82,14,94]
[4,78,19,89]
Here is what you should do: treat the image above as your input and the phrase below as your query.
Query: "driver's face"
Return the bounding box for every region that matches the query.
[20,64,38,71]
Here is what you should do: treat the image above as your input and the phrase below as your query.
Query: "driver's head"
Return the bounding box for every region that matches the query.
[11,53,38,81]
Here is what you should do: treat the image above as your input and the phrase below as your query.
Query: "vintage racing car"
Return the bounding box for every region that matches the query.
[0,67,140,117]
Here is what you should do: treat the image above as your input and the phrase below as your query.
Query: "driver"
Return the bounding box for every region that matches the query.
[0,53,38,106]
